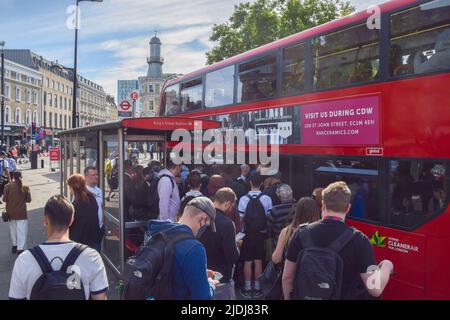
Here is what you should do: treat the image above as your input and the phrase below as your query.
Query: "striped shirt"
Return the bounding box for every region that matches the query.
[267,202,295,243]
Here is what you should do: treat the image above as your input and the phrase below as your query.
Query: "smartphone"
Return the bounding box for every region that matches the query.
[213,272,223,281]
[235,232,246,241]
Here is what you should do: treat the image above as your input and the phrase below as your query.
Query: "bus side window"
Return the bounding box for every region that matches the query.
[390,0,450,77]
[389,160,448,229]
[312,23,379,90]
[311,158,381,223]
[163,84,180,115]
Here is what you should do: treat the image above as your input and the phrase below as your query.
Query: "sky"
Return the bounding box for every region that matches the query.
[0,0,386,100]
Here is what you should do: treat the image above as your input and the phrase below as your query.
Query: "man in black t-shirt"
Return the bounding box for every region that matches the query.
[282,181,394,300]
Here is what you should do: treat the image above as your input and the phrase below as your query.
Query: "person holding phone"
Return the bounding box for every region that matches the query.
[199,187,240,300]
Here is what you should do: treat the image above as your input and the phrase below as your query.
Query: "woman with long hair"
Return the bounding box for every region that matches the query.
[67,173,101,250]
[272,197,321,264]
[2,171,31,255]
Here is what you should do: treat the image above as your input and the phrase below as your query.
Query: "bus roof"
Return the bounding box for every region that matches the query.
[165,0,417,87]
[56,117,221,136]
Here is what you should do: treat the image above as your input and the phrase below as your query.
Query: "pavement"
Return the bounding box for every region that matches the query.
[0,157,120,300]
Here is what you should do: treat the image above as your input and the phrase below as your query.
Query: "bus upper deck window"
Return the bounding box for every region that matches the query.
[164,84,180,115]
[237,53,277,103]
[205,66,235,108]
[390,0,450,77]
[180,78,203,112]
[312,23,379,90]
[282,43,305,96]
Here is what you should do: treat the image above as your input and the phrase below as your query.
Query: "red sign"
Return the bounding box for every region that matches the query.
[119,101,132,111]
[49,147,60,161]
[122,118,221,131]
[130,91,139,101]
[366,147,383,156]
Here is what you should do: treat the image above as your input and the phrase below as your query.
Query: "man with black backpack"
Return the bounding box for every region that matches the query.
[282,181,394,300]
[9,195,108,300]
[123,197,218,300]
[238,173,273,299]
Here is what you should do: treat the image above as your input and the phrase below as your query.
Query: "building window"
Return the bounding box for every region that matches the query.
[60,96,63,109]
[44,111,47,127]
[15,108,21,124]
[149,99,155,112]
[33,91,38,105]
[26,90,31,104]
[48,93,52,107]
[49,112,52,127]
[26,109,31,125]
[5,107,10,123]
[155,83,161,94]
[65,98,67,109]
[60,115,62,129]
[69,116,71,128]
[54,114,57,128]
[52,80,55,90]
[149,84,154,93]
[33,111,38,123]
[64,115,67,129]
[15,87,21,102]
[5,85,11,99]
[55,94,58,108]
[69,99,71,111]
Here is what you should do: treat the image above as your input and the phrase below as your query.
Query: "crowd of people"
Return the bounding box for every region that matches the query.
[5,157,394,300]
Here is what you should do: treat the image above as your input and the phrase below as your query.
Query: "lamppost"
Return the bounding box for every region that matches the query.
[1,41,5,149]
[71,0,102,129]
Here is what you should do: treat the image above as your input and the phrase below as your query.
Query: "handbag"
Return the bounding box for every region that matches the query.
[258,261,283,300]
[2,211,10,222]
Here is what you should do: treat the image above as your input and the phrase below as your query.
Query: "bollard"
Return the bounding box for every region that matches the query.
[30,151,38,169]
[41,159,45,168]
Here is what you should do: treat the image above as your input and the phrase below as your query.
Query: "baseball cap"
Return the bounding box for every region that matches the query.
[186,196,216,232]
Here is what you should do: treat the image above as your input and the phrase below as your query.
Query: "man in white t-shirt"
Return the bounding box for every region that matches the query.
[84,166,104,252]
[9,195,108,300]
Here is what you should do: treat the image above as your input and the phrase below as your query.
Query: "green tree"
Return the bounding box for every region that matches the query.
[206,0,355,65]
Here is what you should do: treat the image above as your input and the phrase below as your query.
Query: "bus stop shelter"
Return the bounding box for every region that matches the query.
[57,117,221,276]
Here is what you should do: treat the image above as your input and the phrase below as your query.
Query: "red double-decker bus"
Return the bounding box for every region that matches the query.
[159,0,450,299]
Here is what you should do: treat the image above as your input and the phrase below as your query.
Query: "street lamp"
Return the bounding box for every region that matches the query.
[71,0,103,129]
[1,41,5,149]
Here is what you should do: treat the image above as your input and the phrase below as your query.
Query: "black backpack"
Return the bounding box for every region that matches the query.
[292,227,355,300]
[147,174,175,219]
[122,228,193,300]
[179,195,197,217]
[29,244,88,300]
[244,193,267,233]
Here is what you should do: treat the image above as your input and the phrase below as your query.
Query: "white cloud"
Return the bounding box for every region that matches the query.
[19,0,386,101]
